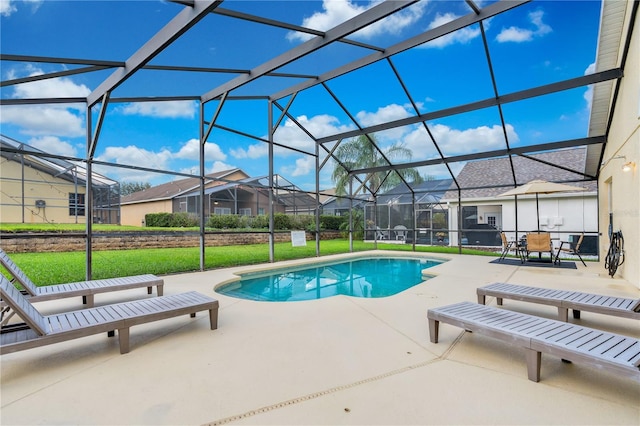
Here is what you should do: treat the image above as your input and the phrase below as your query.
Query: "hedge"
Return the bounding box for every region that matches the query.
[161,213,349,230]
[145,212,198,227]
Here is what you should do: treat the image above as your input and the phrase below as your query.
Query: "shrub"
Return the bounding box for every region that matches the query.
[319,215,346,230]
[272,213,292,230]
[252,214,269,229]
[145,212,198,227]
[207,214,240,229]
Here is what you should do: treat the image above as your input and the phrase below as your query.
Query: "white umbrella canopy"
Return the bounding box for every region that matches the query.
[498,180,587,197]
[498,180,586,231]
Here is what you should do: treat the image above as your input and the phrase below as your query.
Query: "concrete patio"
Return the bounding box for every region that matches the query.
[1,250,638,425]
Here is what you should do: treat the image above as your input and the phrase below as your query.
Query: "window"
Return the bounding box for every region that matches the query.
[69,193,85,216]
[239,208,251,216]
[214,207,231,215]
[487,216,496,227]
[258,208,265,215]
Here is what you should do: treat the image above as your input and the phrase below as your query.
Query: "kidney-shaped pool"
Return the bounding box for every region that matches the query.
[215,256,444,302]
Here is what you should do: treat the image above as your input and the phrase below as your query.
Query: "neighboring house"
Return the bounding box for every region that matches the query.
[442,148,598,250]
[120,169,249,226]
[365,179,453,243]
[120,169,317,226]
[321,194,367,216]
[0,135,120,224]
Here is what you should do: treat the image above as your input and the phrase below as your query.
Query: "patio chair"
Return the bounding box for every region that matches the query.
[375,227,388,240]
[0,276,218,355]
[554,233,587,266]
[498,232,523,262]
[524,232,553,261]
[428,301,640,382]
[477,282,640,321]
[0,248,163,308]
[393,225,407,241]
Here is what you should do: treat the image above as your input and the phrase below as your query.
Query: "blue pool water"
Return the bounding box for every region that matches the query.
[216,257,442,302]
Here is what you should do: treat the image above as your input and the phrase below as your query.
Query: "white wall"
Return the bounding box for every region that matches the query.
[598,1,640,287]
[448,193,597,247]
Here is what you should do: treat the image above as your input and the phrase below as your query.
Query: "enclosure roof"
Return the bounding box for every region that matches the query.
[0,135,117,187]
[0,0,635,198]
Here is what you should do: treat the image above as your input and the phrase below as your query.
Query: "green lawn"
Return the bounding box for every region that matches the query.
[2,240,494,287]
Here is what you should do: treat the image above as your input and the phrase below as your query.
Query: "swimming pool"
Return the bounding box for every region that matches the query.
[216,256,443,302]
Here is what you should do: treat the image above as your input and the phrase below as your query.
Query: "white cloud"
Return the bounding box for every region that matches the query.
[287,0,427,42]
[0,105,86,137]
[356,103,412,127]
[27,136,78,157]
[117,101,197,119]
[230,143,268,160]
[0,0,17,16]
[285,156,315,177]
[428,123,518,156]
[583,62,595,107]
[174,138,227,161]
[496,10,552,43]
[230,114,354,161]
[209,161,235,173]
[95,145,174,171]
[0,0,42,16]
[1,66,89,137]
[422,13,481,48]
[402,126,440,159]
[9,67,91,100]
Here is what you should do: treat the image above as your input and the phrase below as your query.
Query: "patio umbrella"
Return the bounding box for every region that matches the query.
[498,180,586,230]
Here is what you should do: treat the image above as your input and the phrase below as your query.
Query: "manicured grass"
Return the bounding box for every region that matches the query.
[3,240,494,287]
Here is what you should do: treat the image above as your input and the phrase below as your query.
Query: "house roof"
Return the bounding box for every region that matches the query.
[377,179,454,206]
[442,148,598,201]
[121,169,244,204]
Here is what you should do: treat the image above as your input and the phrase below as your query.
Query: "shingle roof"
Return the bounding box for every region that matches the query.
[121,169,243,204]
[442,148,597,200]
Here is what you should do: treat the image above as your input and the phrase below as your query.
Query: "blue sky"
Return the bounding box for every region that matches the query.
[1,0,602,192]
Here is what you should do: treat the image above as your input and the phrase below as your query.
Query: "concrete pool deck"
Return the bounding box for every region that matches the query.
[1,251,639,425]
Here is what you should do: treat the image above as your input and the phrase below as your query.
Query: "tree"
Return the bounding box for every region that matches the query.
[120,181,151,196]
[331,135,423,197]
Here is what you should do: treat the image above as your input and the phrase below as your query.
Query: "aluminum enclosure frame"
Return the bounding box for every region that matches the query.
[1,0,635,279]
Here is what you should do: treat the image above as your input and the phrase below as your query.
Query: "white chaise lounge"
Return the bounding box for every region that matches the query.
[0,248,163,308]
[1,276,218,355]
[477,282,640,321]
[428,301,640,382]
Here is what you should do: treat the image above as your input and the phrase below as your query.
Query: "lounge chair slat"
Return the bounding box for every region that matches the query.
[428,302,640,382]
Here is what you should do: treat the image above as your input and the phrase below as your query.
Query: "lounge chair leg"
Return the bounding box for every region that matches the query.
[190,312,196,318]
[118,328,130,354]
[525,348,541,382]
[209,308,218,330]
[558,308,568,322]
[572,310,581,319]
[157,285,164,296]
[477,294,486,304]
[147,286,152,295]
[428,318,439,343]
[82,296,87,304]
[85,294,94,308]
[496,297,503,306]
[107,330,115,337]
[577,254,586,267]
